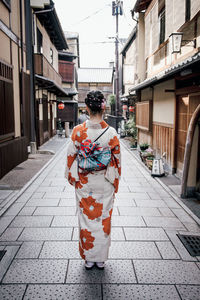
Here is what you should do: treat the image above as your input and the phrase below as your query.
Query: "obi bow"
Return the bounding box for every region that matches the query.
[79,139,102,158]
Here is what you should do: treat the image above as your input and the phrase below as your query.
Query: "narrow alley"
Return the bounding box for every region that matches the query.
[0,140,200,299]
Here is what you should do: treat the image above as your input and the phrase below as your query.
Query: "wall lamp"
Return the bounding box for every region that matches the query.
[169,32,196,54]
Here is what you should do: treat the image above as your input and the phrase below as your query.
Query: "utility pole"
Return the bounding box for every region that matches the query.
[112,1,123,117]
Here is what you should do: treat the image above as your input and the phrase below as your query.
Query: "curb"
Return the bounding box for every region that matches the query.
[0,140,69,217]
[120,140,200,227]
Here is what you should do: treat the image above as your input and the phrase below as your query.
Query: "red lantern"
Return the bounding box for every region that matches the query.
[122,105,128,110]
[58,103,65,110]
[129,106,134,112]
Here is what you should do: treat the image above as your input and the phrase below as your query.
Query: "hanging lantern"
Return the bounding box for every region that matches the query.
[129,106,134,112]
[122,105,128,110]
[58,103,65,110]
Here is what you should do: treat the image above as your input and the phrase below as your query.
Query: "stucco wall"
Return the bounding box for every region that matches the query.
[0,1,9,27]
[36,19,59,72]
[0,31,10,63]
[153,80,175,125]
[141,87,153,101]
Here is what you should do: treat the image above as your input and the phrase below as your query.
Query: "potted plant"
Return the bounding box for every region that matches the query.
[139,142,149,151]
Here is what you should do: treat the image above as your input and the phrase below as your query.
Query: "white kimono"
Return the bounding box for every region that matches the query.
[66,120,121,262]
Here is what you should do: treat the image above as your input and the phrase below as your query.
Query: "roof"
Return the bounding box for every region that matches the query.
[133,0,152,13]
[121,27,137,55]
[64,31,79,40]
[32,0,68,50]
[78,68,113,83]
[130,52,200,92]
[63,87,78,95]
[35,74,69,97]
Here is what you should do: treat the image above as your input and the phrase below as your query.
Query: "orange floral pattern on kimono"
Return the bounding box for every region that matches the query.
[107,135,121,193]
[71,122,88,143]
[75,173,89,189]
[80,229,95,250]
[80,196,103,220]
[67,154,76,169]
[100,120,108,129]
[102,209,113,235]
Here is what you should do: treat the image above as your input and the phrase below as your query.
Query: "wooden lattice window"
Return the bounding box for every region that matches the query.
[136,100,152,131]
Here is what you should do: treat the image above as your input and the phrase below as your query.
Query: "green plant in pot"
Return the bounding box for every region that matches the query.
[140,143,149,151]
[124,116,137,146]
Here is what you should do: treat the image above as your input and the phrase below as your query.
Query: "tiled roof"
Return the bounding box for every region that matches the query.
[78,68,113,83]
[130,51,200,92]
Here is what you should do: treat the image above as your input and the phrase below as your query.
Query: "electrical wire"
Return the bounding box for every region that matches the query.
[71,4,111,26]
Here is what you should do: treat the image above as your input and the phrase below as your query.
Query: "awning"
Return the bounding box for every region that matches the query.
[63,87,78,96]
[35,74,68,97]
[130,52,200,92]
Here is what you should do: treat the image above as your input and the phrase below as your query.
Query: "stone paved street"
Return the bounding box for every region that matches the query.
[0,141,200,299]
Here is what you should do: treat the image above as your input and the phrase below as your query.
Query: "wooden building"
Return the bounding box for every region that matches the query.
[78,68,114,114]
[0,0,31,178]
[31,0,68,146]
[57,32,79,129]
[129,0,200,198]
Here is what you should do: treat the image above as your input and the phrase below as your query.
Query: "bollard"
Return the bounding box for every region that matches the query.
[65,122,69,138]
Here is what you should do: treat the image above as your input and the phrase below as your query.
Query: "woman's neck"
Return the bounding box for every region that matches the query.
[89,114,103,123]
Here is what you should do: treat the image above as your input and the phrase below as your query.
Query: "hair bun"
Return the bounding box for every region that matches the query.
[85,90,105,113]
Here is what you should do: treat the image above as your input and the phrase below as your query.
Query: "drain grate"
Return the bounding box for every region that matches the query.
[0,250,6,261]
[177,234,200,256]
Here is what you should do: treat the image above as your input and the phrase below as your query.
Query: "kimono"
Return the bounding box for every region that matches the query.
[66,119,121,262]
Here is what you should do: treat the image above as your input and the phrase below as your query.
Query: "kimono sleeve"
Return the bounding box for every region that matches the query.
[105,133,121,193]
[65,136,79,186]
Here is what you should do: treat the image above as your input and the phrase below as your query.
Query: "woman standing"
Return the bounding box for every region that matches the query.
[66,90,121,269]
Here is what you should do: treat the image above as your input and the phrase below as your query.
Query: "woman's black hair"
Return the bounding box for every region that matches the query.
[85,90,105,114]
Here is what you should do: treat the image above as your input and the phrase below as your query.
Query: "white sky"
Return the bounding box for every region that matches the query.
[54,0,137,68]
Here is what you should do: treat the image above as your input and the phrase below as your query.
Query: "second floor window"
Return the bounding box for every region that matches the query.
[37,28,43,54]
[159,7,165,45]
[50,48,53,65]
[185,0,191,22]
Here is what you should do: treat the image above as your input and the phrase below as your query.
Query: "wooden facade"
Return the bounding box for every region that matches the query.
[59,60,74,83]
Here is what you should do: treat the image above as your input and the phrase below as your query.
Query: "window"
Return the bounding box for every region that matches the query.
[136,101,152,132]
[185,0,191,22]
[50,48,53,65]
[37,28,43,54]
[159,7,165,45]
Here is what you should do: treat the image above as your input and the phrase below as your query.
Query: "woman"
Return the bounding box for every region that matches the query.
[66,90,121,269]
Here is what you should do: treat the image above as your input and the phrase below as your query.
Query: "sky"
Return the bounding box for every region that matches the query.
[54,0,137,68]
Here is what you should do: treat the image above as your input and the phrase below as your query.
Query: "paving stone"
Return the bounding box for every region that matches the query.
[103,284,181,300]
[37,186,65,192]
[26,198,60,207]
[3,259,68,283]
[109,241,161,259]
[115,193,135,200]
[16,241,43,258]
[0,228,23,241]
[135,199,167,207]
[171,208,197,223]
[30,192,45,199]
[176,285,200,300]
[158,207,175,217]
[18,227,72,241]
[3,203,25,216]
[133,260,200,284]
[18,206,36,216]
[33,206,76,215]
[111,216,145,227]
[166,230,197,261]
[183,222,200,232]
[66,260,136,283]
[0,284,26,300]
[131,193,151,200]
[114,198,135,207]
[124,227,168,241]
[0,246,20,282]
[156,241,180,259]
[163,198,181,208]
[40,241,80,258]
[10,216,53,227]
[51,216,78,227]
[59,198,76,206]
[144,216,185,229]
[129,187,156,193]
[16,192,33,203]
[118,207,161,216]
[72,227,125,241]
[44,192,74,199]
[24,284,101,300]
[0,216,15,235]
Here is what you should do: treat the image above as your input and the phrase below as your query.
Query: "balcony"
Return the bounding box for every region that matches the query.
[34,54,62,86]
